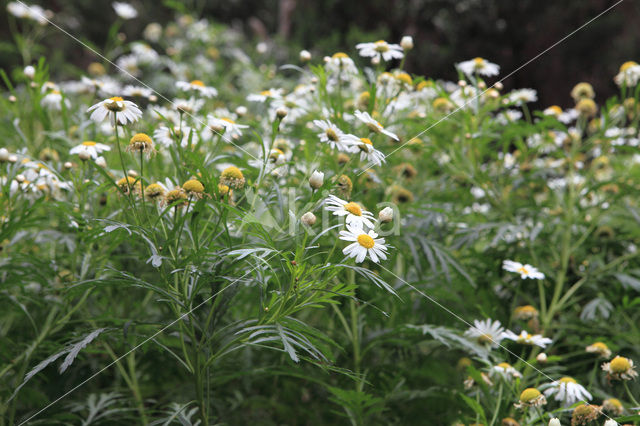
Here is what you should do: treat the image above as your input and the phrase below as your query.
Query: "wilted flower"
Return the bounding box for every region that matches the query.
[514,388,546,409]
[585,342,611,358]
[220,166,245,189]
[602,355,638,381]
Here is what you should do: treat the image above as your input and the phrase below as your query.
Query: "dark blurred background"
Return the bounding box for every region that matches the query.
[2,0,639,107]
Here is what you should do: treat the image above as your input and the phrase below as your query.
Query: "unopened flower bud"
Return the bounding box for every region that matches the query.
[401,36,414,50]
[309,170,324,189]
[276,107,288,119]
[495,81,504,90]
[235,105,247,117]
[458,80,467,87]
[16,174,25,183]
[8,154,18,163]
[24,65,35,79]
[536,353,548,363]
[0,148,9,162]
[78,150,91,161]
[95,156,107,168]
[127,169,138,177]
[478,81,487,89]
[301,212,316,226]
[548,418,560,426]
[299,49,311,62]
[148,95,158,102]
[64,161,73,169]
[371,56,380,66]
[8,95,16,102]
[379,206,394,223]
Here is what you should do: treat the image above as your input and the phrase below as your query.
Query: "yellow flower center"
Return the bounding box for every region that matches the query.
[374,40,389,53]
[325,128,339,142]
[82,141,97,146]
[547,105,563,115]
[221,166,243,179]
[473,57,486,67]
[478,334,493,344]
[260,90,272,96]
[332,52,348,59]
[559,376,576,384]
[360,138,372,145]
[357,234,375,249]
[190,80,205,87]
[221,117,235,124]
[610,356,631,373]
[144,183,164,198]
[130,133,152,144]
[517,266,529,275]
[519,388,541,403]
[106,97,125,112]
[395,72,412,85]
[497,362,512,369]
[620,61,638,72]
[182,179,204,193]
[344,202,362,216]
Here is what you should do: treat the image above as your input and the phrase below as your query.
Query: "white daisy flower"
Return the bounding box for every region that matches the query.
[123,85,153,98]
[355,40,404,62]
[176,80,218,98]
[7,2,49,25]
[356,138,386,166]
[602,355,638,381]
[614,61,640,87]
[313,119,359,152]
[153,125,197,148]
[172,97,205,114]
[116,54,141,77]
[502,260,545,279]
[207,115,248,139]
[543,377,592,406]
[112,2,137,19]
[246,88,283,103]
[339,223,388,263]
[457,57,500,77]
[40,91,70,111]
[464,319,505,347]
[69,141,111,159]
[508,88,538,105]
[502,330,553,348]
[490,362,523,380]
[324,52,358,76]
[324,194,375,229]
[353,110,399,141]
[87,97,142,125]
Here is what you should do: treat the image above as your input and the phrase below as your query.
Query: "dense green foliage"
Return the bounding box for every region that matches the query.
[2,3,640,425]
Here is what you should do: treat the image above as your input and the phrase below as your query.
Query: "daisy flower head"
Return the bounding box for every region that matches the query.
[41,90,70,111]
[571,405,601,426]
[324,52,358,75]
[543,377,592,406]
[457,57,500,77]
[144,183,165,202]
[490,362,522,380]
[112,2,137,19]
[246,88,283,103]
[463,319,505,347]
[614,61,640,87]
[126,133,155,155]
[502,330,552,348]
[513,305,539,320]
[339,223,388,263]
[355,40,404,62]
[514,388,546,410]
[176,80,218,98]
[502,260,545,280]
[69,141,111,160]
[602,355,638,381]
[356,138,386,166]
[219,166,245,189]
[182,179,206,199]
[602,398,624,416]
[153,125,196,148]
[585,342,612,358]
[207,116,248,139]
[313,119,358,152]
[324,194,375,229]
[87,97,142,125]
[508,88,538,105]
[354,110,399,141]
